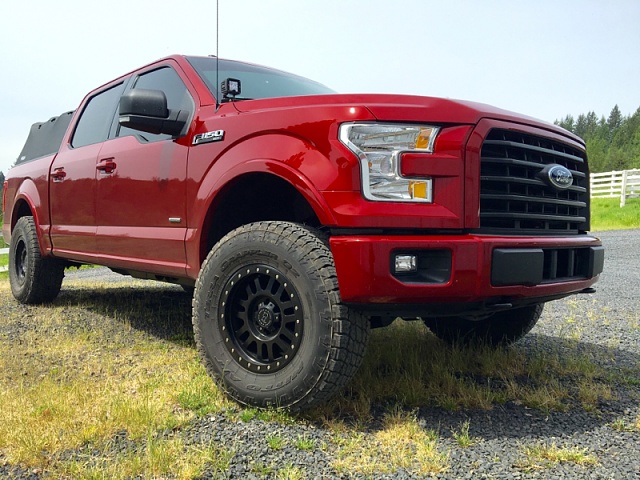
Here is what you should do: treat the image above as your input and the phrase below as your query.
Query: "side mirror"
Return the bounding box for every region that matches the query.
[119,89,188,137]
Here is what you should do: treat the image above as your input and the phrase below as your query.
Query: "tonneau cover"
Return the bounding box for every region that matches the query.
[16,111,74,165]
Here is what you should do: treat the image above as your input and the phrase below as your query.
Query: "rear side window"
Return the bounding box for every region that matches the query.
[71,83,125,148]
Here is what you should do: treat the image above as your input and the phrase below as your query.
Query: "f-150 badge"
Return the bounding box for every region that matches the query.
[193,130,225,145]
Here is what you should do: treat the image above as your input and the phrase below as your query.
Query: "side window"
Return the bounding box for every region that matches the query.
[118,66,193,142]
[71,83,125,148]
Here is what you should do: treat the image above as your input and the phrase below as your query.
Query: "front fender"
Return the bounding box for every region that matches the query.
[190,133,352,229]
[183,133,353,278]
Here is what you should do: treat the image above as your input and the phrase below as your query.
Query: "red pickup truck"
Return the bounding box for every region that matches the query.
[2,55,604,410]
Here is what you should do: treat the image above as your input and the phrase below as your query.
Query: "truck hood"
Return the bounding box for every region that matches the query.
[233,93,583,146]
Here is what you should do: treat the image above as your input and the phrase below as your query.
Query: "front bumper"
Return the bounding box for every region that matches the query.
[330,233,603,315]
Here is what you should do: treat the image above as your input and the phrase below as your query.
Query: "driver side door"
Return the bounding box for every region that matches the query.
[95,64,194,277]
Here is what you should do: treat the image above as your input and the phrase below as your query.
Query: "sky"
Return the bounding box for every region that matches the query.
[1,0,639,175]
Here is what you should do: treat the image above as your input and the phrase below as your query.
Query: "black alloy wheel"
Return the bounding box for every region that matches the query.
[220,265,303,373]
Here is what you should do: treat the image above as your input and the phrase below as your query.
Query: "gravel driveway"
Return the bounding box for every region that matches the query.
[2,230,639,479]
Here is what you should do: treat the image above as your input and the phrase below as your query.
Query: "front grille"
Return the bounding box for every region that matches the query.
[479,129,589,234]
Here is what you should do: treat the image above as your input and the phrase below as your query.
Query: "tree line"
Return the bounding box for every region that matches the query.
[555,105,640,173]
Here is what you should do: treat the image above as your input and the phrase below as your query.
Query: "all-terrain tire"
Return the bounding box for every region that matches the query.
[9,216,65,304]
[423,303,544,347]
[192,221,369,411]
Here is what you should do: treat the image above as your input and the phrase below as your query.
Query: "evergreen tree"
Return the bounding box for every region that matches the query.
[574,114,588,139]
[556,104,640,173]
[607,105,623,142]
[585,111,600,139]
[556,114,575,132]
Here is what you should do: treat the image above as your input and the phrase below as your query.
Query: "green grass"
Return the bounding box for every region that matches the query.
[0,232,7,249]
[0,217,7,248]
[591,196,640,231]
[519,442,598,470]
[1,279,634,478]
[452,421,479,448]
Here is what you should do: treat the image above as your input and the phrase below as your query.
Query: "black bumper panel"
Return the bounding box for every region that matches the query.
[492,245,604,287]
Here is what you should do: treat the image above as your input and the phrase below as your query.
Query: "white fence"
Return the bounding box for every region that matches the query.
[0,248,7,272]
[590,169,640,207]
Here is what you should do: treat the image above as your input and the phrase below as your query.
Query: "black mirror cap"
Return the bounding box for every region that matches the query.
[119,89,168,117]
[119,89,188,137]
[119,110,188,137]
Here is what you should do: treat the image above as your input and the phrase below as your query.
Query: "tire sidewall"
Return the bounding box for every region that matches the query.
[194,226,334,408]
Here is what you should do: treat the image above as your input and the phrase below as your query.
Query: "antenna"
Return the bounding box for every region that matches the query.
[216,0,220,108]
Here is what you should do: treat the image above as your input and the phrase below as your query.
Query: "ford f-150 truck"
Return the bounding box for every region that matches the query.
[2,55,604,410]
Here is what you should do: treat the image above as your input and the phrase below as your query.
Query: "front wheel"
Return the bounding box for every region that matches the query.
[423,304,544,347]
[9,216,65,304]
[192,221,369,411]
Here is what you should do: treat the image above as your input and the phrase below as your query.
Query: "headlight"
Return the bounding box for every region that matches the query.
[339,123,439,202]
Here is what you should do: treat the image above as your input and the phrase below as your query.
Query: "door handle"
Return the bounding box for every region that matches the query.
[96,158,117,174]
[51,167,66,182]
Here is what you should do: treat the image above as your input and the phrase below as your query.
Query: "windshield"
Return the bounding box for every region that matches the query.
[186,56,335,102]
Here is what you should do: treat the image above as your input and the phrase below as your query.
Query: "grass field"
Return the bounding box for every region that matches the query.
[591,196,640,231]
[0,280,635,478]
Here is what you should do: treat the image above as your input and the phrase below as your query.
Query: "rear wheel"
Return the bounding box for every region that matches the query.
[423,304,544,347]
[192,221,369,410]
[9,216,65,304]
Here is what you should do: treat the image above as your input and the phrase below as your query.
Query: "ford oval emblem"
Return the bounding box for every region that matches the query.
[540,164,573,190]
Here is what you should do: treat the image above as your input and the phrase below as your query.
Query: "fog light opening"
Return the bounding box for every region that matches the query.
[395,254,417,273]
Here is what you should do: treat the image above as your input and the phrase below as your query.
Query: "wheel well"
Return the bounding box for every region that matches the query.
[12,199,33,229]
[202,173,321,261]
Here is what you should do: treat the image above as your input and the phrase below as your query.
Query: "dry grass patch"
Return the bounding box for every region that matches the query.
[58,436,232,480]
[332,409,449,476]
[519,442,598,470]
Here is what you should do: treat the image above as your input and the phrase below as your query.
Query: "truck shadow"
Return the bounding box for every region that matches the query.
[411,331,640,443]
[58,279,194,341]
